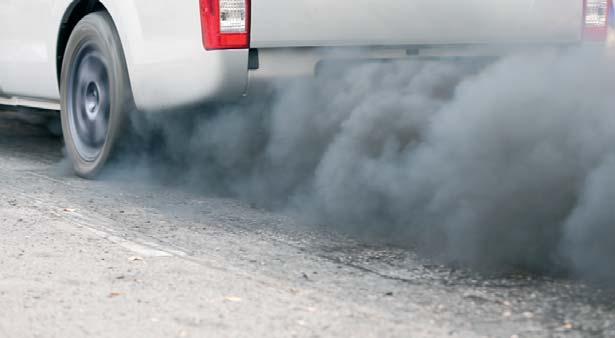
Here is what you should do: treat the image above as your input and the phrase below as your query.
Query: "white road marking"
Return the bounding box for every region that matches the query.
[85,226,173,258]
[29,203,190,258]
[59,210,190,258]
[14,172,191,259]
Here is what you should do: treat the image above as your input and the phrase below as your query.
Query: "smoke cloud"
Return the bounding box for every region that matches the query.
[115,46,615,283]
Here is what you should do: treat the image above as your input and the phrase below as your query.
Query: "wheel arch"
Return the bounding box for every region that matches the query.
[56,0,137,95]
[56,0,250,112]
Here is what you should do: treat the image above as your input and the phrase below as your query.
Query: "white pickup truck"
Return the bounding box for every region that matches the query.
[0,0,611,176]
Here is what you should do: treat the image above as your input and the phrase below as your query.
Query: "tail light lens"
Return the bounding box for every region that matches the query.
[583,0,611,40]
[200,0,250,50]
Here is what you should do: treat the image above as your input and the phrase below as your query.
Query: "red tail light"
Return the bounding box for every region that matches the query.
[583,0,611,40]
[200,0,250,50]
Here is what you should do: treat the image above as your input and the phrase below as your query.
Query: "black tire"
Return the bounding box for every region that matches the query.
[60,11,133,178]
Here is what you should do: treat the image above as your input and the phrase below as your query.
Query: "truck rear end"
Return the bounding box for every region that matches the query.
[122,0,612,112]
[250,0,580,47]
[198,0,611,97]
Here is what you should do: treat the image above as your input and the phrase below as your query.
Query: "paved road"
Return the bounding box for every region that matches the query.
[0,109,614,338]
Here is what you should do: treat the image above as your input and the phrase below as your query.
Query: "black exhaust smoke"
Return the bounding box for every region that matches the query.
[118,46,615,283]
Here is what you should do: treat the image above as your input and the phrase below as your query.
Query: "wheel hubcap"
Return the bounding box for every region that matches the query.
[67,43,110,162]
[85,82,100,117]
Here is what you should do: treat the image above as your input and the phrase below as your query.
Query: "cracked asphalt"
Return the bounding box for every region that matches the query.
[0,108,614,338]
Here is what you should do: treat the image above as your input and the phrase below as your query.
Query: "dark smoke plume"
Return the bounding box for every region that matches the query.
[116,46,615,282]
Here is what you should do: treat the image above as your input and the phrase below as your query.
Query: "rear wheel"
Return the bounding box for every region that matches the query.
[60,11,133,178]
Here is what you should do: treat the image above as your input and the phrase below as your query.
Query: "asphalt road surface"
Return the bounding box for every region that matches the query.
[1,108,614,338]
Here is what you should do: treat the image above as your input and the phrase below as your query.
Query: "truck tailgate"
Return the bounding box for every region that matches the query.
[250,0,583,48]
